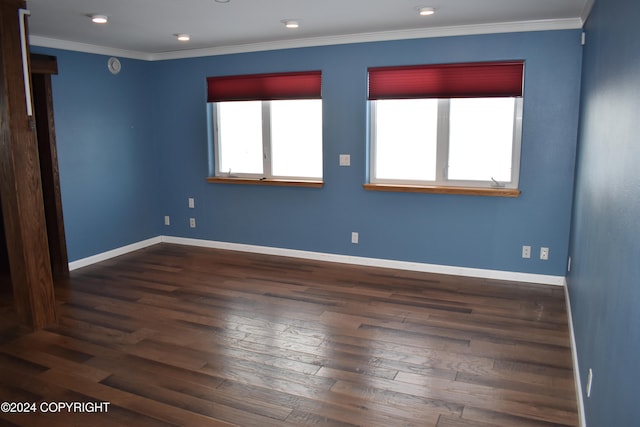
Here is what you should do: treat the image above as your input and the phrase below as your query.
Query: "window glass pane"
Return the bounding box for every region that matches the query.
[217,101,263,174]
[448,97,515,182]
[271,100,323,178]
[374,99,438,181]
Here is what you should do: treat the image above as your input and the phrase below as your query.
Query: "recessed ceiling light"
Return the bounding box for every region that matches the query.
[91,14,108,24]
[418,7,435,16]
[281,19,299,29]
[175,34,190,41]
[214,0,230,3]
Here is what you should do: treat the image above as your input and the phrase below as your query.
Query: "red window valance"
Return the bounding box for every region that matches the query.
[368,61,524,100]
[207,71,322,102]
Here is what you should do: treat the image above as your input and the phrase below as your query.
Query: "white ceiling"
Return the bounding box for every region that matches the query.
[26,0,593,61]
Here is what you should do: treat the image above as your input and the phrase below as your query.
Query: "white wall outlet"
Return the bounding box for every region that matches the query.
[540,247,549,260]
[164,215,170,226]
[522,245,531,259]
[188,198,195,208]
[586,368,593,398]
[351,231,359,244]
[189,218,196,228]
[339,154,351,166]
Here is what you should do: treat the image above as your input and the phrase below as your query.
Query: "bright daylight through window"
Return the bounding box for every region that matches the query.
[368,61,524,191]
[207,71,323,182]
[216,100,322,178]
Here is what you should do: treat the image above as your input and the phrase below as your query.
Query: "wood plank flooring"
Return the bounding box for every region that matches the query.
[0,243,578,426]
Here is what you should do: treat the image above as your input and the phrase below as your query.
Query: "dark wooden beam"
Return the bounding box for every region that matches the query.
[0,0,56,329]
[30,54,58,75]
[31,57,69,280]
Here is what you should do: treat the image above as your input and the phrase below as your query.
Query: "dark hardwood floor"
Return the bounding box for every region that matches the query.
[0,244,578,426]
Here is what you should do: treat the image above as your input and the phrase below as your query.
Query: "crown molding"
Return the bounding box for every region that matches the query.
[30,17,583,62]
[580,0,596,24]
[29,36,153,61]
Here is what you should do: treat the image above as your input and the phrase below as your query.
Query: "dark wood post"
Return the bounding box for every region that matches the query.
[0,0,57,329]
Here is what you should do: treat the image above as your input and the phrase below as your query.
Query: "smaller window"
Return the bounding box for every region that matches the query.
[207,71,323,182]
[368,61,524,191]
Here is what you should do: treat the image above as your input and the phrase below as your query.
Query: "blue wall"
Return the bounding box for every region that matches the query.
[31,48,162,261]
[34,29,583,277]
[569,0,640,424]
[155,30,583,276]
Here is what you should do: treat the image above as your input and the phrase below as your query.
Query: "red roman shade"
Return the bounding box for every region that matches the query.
[207,71,322,102]
[368,61,524,100]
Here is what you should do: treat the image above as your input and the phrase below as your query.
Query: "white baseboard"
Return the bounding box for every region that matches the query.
[68,235,565,286]
[68,237,162,271]
[564,278,587,427]
[160,236,565,286]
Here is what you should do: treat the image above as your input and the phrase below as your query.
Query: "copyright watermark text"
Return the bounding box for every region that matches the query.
[1,401,110,413]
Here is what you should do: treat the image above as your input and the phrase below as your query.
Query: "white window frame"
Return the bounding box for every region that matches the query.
[369,97,523,189]
[212,99,322,181]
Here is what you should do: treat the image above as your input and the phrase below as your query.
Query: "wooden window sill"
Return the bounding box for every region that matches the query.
[207,176,324,188]
[363,183,520,197]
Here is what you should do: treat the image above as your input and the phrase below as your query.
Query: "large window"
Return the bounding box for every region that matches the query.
[207,71,323,182]
[368,61,524,192]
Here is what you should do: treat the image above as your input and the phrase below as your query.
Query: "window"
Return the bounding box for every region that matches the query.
[207,71,323,184]
[368,61,524,194]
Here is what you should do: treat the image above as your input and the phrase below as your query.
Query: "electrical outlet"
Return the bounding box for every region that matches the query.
[351,232,359,244]
[188,198,195,208]
[540,247,549,260]
[339,154,351,166]
[164,215,170,226]
[522,245,531,259]
[586,368,593,398]
[189,218,196,228]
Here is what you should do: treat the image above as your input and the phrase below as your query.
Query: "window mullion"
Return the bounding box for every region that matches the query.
[435,99,450,184]
[262,101,272,178]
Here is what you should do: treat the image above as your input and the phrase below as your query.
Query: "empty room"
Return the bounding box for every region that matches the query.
[0,0,638,425]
